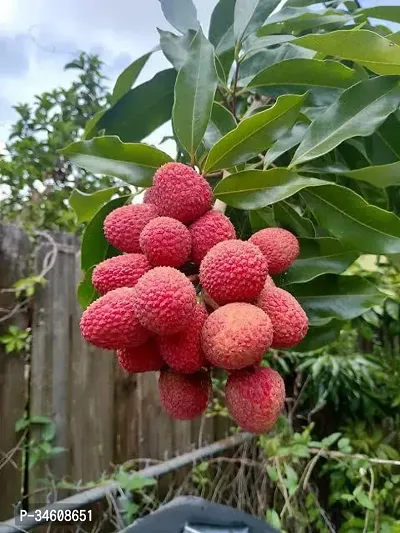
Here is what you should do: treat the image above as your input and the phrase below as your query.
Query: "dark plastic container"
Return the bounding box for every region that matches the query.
[124,497,279,533]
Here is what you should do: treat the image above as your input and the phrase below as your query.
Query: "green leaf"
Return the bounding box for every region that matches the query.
[293,321,343,352]
[204,94,306,173]
[83,109,107,140]
[203,102,237,150]
[324,161,400,188]
[61,136,172,186]
[356,6,400,24]
[173,29,218,159]
[321,432,341,448]
[248,59,363,90]
[264,122,308,168]
[295,30,400,76]
[281,237,359,285]
[158,29,195,71]
[302,184,400,254]
[243,34,296,55]
[159,0,199,34]
[239,43,315,85]
[97,69,176,142]
[259,7,351,35]
[81,196,129,272]
[234,0,281,42]
[249,207,276,231]
[290,76,400,167]
[112,51,155,103]
[209,0,236,54]
[69,187,119,224]
[77,266,99,310]
[214,168,330,209]
[377,114,400,160]
[42,421,57,441]
[288,274,386,325]
[274,201,315,237]
[354,490,375,511]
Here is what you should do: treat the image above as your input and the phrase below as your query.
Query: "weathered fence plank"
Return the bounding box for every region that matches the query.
[0,225,30,520]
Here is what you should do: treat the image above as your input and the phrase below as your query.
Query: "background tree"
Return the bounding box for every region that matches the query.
[0,52,122,232]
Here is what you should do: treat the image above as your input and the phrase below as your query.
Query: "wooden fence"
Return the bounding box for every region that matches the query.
[0,224,229,520]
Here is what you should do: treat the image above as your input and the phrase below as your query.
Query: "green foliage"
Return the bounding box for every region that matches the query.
[0,326,30,354]
[15,415,66,469]
[0,52,117,232]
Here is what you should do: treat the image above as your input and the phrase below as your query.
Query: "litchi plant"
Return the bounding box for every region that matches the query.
[64,0,400,434]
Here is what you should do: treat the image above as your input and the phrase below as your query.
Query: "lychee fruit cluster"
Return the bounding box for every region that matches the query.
[80,162,308,434]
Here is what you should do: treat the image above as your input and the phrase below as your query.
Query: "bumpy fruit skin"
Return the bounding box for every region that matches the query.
[140,216,191,267]
[189,210,236,265]
[133,267,196,335]
[225,367,285,434]
[159,370,211,420]
[249,228,299,274]
[257,286,308,348]
[150,163,213,224]
[92,254,152,294]
[143,187,155,204]
[200,240,268,305]
[201,303,273,370]
[104,204,158,253]
[80,288,150,350]
[159,305,207,374]
[117,338,163,374]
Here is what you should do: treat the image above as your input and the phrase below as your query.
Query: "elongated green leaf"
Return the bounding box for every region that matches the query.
[290,76,400,168]
[243,34,295,56]
[264,123,308,168]
[259,7,350,35]
[158,30,195,70]
[234,0,280,43]
[281,237,359,285]
[173,30,218,159]
[274,201,315,237]
[306,160,400,188]
[248,59,362,90]
[376,114,400,160]
[81,196,129,271]
[209,0,236,53]
[77,267,99,310]
[293,320,343,352]
[69,187,120,224]
[249,207,276,231]
[288,275,386,325]
[239,43,315,84]
[112,51,155,103]
[61,136,172,186]
[159,0,199,34]
[214,168,330,209]
[97,69,176,142]
[203,102,237,150]
[356,6,400,24]
[204,94,306,173]
[295,30,400,75]
[83,109,106,140]
[302,184,400,254]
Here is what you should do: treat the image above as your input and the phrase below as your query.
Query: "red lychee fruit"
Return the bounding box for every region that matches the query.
[117,338,163,373]
[80,288,150,350]
[199,240,268,305]
[133,267,196,335]
[201,302,273,370]
[249,228,299,274]
[257,286,308,348]
[158,370,211,420]
[104,204,158,253]
[92,254,152,294]
[159,305,207,374]
[143,187,155,204]
[150,162,213,224]
[225,367,285,434]
[140,216,191,267]
[189,210,236,265]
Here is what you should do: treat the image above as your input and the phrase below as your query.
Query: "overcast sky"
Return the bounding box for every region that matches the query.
[0,0,397,150]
